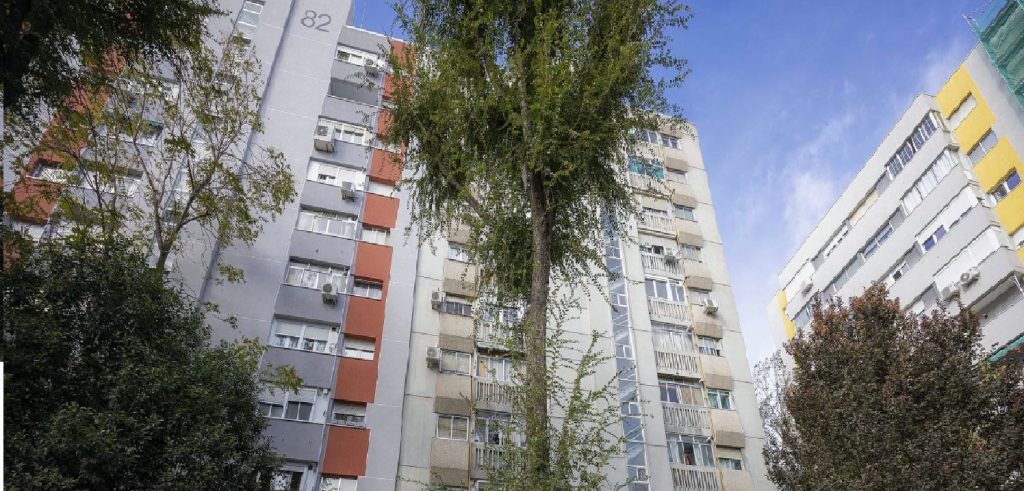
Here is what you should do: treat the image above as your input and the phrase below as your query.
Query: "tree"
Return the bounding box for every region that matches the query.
[1,0,217,119]
[755,285,1024,491]
[20,35,294,273]
[386,0,689,487]
[1,230,291,490]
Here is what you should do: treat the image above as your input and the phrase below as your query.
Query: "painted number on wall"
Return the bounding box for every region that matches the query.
[300,9,331,32]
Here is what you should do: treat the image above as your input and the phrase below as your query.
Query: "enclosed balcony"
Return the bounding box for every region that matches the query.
[662,402,712,436]
[653,330,701,378]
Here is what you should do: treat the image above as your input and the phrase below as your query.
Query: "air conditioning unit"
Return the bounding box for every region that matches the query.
[664,250,679,264]
[340,181,357,201]
[426,346,442,368]
[940,284,961,302]
[430,290,445,310]
[702,297,719,315]
[364,58,379,74]
[314,124,335,152]
[959,267,980,287]
[800,279,814,294]
[321,283,338,304]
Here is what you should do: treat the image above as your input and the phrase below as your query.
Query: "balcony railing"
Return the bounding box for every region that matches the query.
[670,464,721,491]
[662,402,712,435]
[648,297,691,325]
[628,172,668,195]
[475,379,514,407]
[639,212,675,235]
[473,445,505,472]
[476,323,523,350]
[654,350,701,378]
[641,252,681,275]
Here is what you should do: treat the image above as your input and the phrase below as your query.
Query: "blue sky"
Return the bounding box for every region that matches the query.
[350,0,980,369]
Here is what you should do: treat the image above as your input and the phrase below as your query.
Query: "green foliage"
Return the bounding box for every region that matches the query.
[17,35,295,272]
[756,285,1024,491]
[1,0,219,119]
[387,1,689,487]
[1,231,283,490]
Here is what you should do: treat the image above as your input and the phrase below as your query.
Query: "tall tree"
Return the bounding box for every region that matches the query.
[20,35,294,273]
[1,231,290,490]
[386,0,689,487]
[1,0,217,119]
[756,285,1024,491]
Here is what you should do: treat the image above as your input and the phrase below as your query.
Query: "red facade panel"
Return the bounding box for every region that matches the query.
[322,425,370,477]
[362,194,399,229]
[368,148,401,185]
[334,355,378,403]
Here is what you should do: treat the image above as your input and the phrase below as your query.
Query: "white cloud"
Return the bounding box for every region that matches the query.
[918,36,969,94]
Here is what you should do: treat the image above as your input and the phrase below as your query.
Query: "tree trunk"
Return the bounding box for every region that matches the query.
[524,168,553,488]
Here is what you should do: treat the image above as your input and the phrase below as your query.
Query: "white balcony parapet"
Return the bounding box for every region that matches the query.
[641,251,681,275]
[639,212,675,235]
[473,445,505,471]
[648,297,691,324]
[654,350,702,378]
[628,172,668,195]
[662,402,712,435]
[475,379,514,407]
[671,464,721,491]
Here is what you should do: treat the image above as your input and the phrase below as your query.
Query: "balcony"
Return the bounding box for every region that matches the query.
[473,444,505,474]
[641,252,681,276]
[648,297,692,325]
[670,464,720,491]
[662,402,712,436]
[654,350,701,379]
[628,172,668,195]
[475,379,514,410]
[639,212,676,236]
[476,322,523,350]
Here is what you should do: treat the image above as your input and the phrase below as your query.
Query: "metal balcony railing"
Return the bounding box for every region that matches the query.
[670,464,721,491]
[641,252,681,275]
[662,402,712,435]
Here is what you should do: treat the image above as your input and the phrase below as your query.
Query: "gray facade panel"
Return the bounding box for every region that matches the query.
[338,26,392,55]
[288,229,357,267]
[264,419,326,463]
[322,94,378,126]
[275,284,347,326]
[299,180,364,216]
[263,347,338,389]
[310,141,373,169]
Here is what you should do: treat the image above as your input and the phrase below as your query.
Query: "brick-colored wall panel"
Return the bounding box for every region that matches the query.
[322,425,370,476]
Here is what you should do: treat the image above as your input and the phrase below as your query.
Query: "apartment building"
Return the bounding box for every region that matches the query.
[7,0,771,489]
[396,121,771,491]
[766,3,1024,358]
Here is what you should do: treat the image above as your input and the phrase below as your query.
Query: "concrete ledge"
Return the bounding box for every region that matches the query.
[701,355,733,389]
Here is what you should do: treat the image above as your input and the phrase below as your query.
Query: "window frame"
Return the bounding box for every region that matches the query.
[341,336,375,360]
[674,204,696,221]
[296,208,358,239]
[284,261,348,291]
[271,319,334,354]
[436,414,470,440]
[441,299,473,317]
[697,336,722,357]
[440,350,472,375]
[258,387,319,423]
[645,277,687,303]
[659,380,705,406]
[707,388,733,410]
[351,279,383,299]
[448,243,471,262]
[666,433,715,467]
[967,129,998,165]
[360,225,390,245]
[991,169,1020,202]
[718,457,743,471]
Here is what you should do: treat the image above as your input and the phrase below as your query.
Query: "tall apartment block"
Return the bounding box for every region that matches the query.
[395,121,771,490]
[766,2,1024,359]
[8,0,770,490]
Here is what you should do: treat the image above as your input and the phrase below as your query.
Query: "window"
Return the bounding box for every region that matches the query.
[697,336,722,356]
[674,204,696,221]
[920,225,947,252]
[441,299,472,316]
[680,244,702,262]
[885,112,940,177]
[862,220,894,258]
[351,280,383,299]
[707,388,732,409]
[639,243,668,255]
[259,387,318,422]
[331,403,366,427]
[316,118,373,146]
[306,160,365,189]
[336,45,381,67]
[666,167,687,183]
[297,208,358,238]
[361,226,390,245]
[474,411,516,445]
[477,355,516,382]
[947,94,976,128]
[272,319,334,353]
[688,288,712,306]
[719,457,743,471]
[320,476,357,491]
[661,133,680,149]
[967,130,998,165]
[341,337,375,360]
[900,150,956,213]
[634,129,659,144]
[270,467,303,491]
[285,261,347,291]
[666,434,715,467]
[887,260,910,285]
[645,277,686,302]
[991,169,1020,202]
[659,380,704,406]
[448,243,471,262]
[441,350,472,374]
[436,414,470,440]
[652,323,695,353]
[236,0,263,40]
[32,163,72,183]
[628,156,665,180]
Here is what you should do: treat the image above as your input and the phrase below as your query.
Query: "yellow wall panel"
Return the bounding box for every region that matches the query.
[994,187,1024,235]
[955,104,997,151]
[936,67,974,117]
[936,65,997,151]
[972,137,1023,191]
[775,290,796,340]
